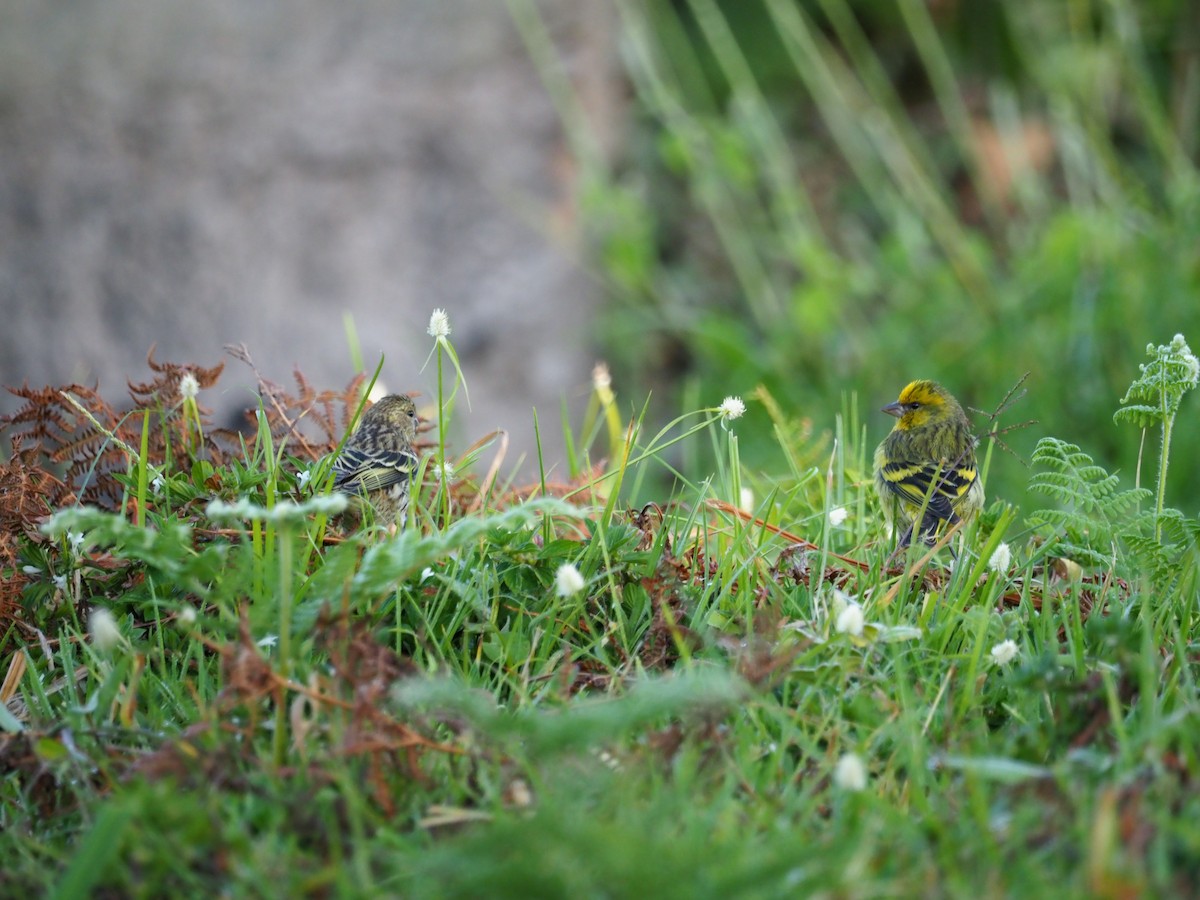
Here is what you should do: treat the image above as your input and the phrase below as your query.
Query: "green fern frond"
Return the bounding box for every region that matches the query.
[1113,334,1200,428]
[1028,438,1149,524]
[1028,438,1152,565]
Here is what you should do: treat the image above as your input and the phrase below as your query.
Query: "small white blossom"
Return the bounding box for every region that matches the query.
[987,542,1012,573]
[306,494,348,515]
[177,606,197,626]
[67,531,85,555]
[178,372,200,400]
[434,460,456,484]
[833,752,868,792]
[151,473,166,493]
[257,634,279,649]
[22,565,42,576]
[592,362,612,392]
[739,487,754,513]
[829,587,853,613]
[718,396,746,421]
[296,469,312,491]
[206,498,259,520]
[428,308,452,340]
[264,500,303,523]
[421,567,436,582]
[835,603,865,637]
[828,507,848,528]
[555,563,586,598]
[89,608,123,653]
[52,574,67,591]
[989,639,1019,667]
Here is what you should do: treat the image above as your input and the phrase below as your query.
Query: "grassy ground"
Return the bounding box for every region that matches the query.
[2,329,1198,897]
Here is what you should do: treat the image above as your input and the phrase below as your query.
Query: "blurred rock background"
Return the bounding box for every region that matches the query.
[0,0,621,472]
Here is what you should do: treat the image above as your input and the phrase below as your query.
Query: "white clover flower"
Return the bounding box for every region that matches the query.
[828,507,848,528]
[989,639,1019,667]
[306,494,348,516]
[434,460,456,484]
[206,498,262,520]
[428,308,452,341]
[264,500,303,523]
[718,396,746,421]
[89,608,123,653]
[835,603,865,637]
[555,563,586,598]
[739,487,754,513]
[833,752,868,792]
[179,372,200,400]
[987,542,1012,573]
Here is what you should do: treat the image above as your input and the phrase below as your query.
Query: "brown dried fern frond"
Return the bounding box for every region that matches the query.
[225,343,369,462]
[1,349,235,511]
[128,346,225,410]
[0,434,71,612]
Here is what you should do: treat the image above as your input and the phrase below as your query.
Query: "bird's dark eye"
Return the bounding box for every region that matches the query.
[909,402,921,411]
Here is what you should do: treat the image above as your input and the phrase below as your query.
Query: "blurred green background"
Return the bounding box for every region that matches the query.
[578,0,1200,510]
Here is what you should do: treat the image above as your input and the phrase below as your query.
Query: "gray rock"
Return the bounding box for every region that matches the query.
[0,0,620,478]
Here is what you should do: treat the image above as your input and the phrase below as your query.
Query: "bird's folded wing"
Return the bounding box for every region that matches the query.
[333,447,419,493]
[879,459,976,522]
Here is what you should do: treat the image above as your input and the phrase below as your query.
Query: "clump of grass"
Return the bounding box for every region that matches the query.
[2,327,1198,895]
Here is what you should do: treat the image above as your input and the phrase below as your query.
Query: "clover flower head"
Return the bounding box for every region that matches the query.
[989,639,1019,667]
[428,308,452,340]
[179,372,200,400]
[555,563,586,598]
[718,396,746,421]
[89,608,123,653]
[835,603,865,637]
[833,752,868,792]
[987,542,1012,573]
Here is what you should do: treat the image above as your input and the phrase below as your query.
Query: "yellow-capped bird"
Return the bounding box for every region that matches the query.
[332,394,420,530]
[873,380,983,551]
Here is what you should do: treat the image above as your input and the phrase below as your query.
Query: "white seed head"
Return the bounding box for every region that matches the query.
[555,563,586,598]
[989,639,1019,667]
[428,308,452,340]
[833,752,868,792]
[718,396,746,420]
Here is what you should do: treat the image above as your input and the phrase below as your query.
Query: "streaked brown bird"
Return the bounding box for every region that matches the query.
[332,394,420,530]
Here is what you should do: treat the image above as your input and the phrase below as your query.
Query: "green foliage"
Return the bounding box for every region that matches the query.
[7,2,1200,892]
[1113,334,1200,430]
[577,0,1200,508]
[1113,334,1200,540]
[1027,436,1151,566]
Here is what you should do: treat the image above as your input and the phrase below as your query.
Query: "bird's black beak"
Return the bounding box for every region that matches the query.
[882,401,904,418]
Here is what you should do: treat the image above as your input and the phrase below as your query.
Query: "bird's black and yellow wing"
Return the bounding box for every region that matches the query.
[877,456,977,526]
